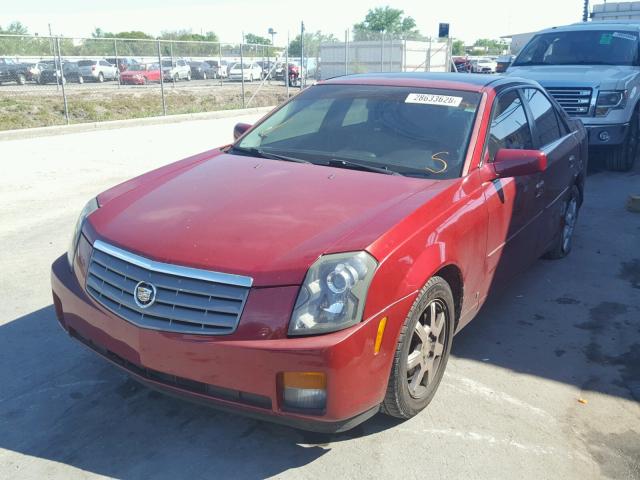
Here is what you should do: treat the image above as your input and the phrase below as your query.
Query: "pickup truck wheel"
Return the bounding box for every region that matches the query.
[607,108,639,171]
[543,185,580,260]
[77,76,84,84]
[98,72,104,83]
[16,74,26,85]
[382,276,454,419]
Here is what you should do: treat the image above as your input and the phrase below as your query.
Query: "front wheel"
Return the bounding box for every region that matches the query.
[98,72,104,83]
[382,276,455,419]
[16,74,26,85]
[186,71,191,81]
[77,76,84,84]
[606,108,639,171]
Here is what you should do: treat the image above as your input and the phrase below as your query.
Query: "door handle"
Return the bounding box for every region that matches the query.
[535,180,545,198]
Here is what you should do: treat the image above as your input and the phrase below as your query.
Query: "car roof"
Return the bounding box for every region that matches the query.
[537,21,640,34]
[320,72,538,92]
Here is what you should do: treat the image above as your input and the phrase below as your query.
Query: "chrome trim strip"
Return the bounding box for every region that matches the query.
[92,239,254,287]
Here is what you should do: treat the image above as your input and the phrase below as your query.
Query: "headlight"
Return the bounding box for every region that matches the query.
[67,197,99,269]
[595,90,627,116]
[289,252,377,336]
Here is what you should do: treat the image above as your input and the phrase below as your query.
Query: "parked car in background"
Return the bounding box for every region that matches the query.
[473,57,497,73]
[53,73,587,433]
[39,61,84,84]
[0,57,29,85]
[204,60,228,78]
[106,57,139,73]
[162,59,191,81]
[119,63,161,85]
[77,59,119,82]
[256,60,276,79]
[228,62,262,82]
[495,55,514,73]
[507,21,640,171]
[23,62,47,83]
[189,61,215,80]
[453,56,472,73]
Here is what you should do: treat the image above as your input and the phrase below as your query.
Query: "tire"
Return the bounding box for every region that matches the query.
[141,76,147,85]
[77,76,84,84]
[543,184,580,260]
[173,74,178,83]
[61,76,66,85]
[382,276,455,419]
[16,74,26,85]
[606,107,639,172]
[202,71,207,80]
[98,72,104,83]
[186,71,191,81]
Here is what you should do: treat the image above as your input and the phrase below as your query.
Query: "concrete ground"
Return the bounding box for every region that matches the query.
[0,116,638,480]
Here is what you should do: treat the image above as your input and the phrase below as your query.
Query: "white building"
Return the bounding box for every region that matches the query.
[591,1,640,20]
[319,40,451,79]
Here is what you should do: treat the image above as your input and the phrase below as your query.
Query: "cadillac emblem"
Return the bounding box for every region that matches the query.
[134,281,156,309]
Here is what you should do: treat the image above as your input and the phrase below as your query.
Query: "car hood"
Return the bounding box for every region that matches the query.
[506,65,636,90]
[90,152,450,286]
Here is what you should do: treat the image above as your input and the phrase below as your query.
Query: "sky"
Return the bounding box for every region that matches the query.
[3,0,592,44]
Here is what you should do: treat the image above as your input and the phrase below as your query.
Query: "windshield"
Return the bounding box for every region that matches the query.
[77,60,95,67]
[236,84,481,179]
[128,65,146,71]
[514,30,639,66]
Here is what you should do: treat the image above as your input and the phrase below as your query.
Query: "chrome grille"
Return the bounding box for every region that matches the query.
[546,87,593,116]
[86,240,252,335]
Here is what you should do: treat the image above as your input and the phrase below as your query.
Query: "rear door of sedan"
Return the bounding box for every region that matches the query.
[520,87,581,253]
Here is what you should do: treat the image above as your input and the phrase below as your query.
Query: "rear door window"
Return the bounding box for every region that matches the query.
[522,88,562,146]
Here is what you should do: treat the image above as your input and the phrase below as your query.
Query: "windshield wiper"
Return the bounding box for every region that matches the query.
[323,158,401,176]
[230,146,311,164]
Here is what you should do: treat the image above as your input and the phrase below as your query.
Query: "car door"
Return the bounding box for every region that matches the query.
[521,87,581,253]
[483,88,546,286]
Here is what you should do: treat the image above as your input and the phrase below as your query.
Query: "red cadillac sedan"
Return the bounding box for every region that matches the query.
[51,73,587,432]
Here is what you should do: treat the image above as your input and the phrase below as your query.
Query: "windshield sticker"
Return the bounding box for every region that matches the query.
[600,33,613,45]
[405,93,463,107]
[613,32,637,42]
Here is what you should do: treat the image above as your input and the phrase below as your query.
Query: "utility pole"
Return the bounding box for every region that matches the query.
[268,27,276,82]
[582,0,589,22]
[300,21,304,89]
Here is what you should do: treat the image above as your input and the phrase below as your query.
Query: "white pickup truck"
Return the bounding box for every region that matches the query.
[507,21,640,171]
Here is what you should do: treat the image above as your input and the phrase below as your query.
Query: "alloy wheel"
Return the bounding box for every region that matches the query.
[406,299,449,399]
[562,195,578,253]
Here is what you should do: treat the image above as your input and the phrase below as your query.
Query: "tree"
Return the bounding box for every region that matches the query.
[0,21,29,35]
[473,38,508,55]
[288,31,337,58]
[452,39,465,56]
[160,29,218,42]
[353,7,424,40]
[244,33,271,45]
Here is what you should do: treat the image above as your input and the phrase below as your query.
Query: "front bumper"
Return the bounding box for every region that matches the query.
[585,123,629,147]
[51,254,407,432]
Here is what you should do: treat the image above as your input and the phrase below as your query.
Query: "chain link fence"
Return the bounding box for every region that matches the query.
[0,32,453,131]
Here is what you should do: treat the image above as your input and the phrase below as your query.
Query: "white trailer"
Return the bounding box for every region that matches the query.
[319,39,451,80]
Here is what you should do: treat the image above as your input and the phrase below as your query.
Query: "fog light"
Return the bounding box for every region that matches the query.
[282,372,327,410]
[599,130,611,142]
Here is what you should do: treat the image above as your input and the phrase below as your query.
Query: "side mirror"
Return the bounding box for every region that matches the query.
[233,122,251,140]
[491,148,547,178]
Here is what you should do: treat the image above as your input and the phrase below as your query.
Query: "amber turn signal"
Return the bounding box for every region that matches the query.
[374,317,387,354]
